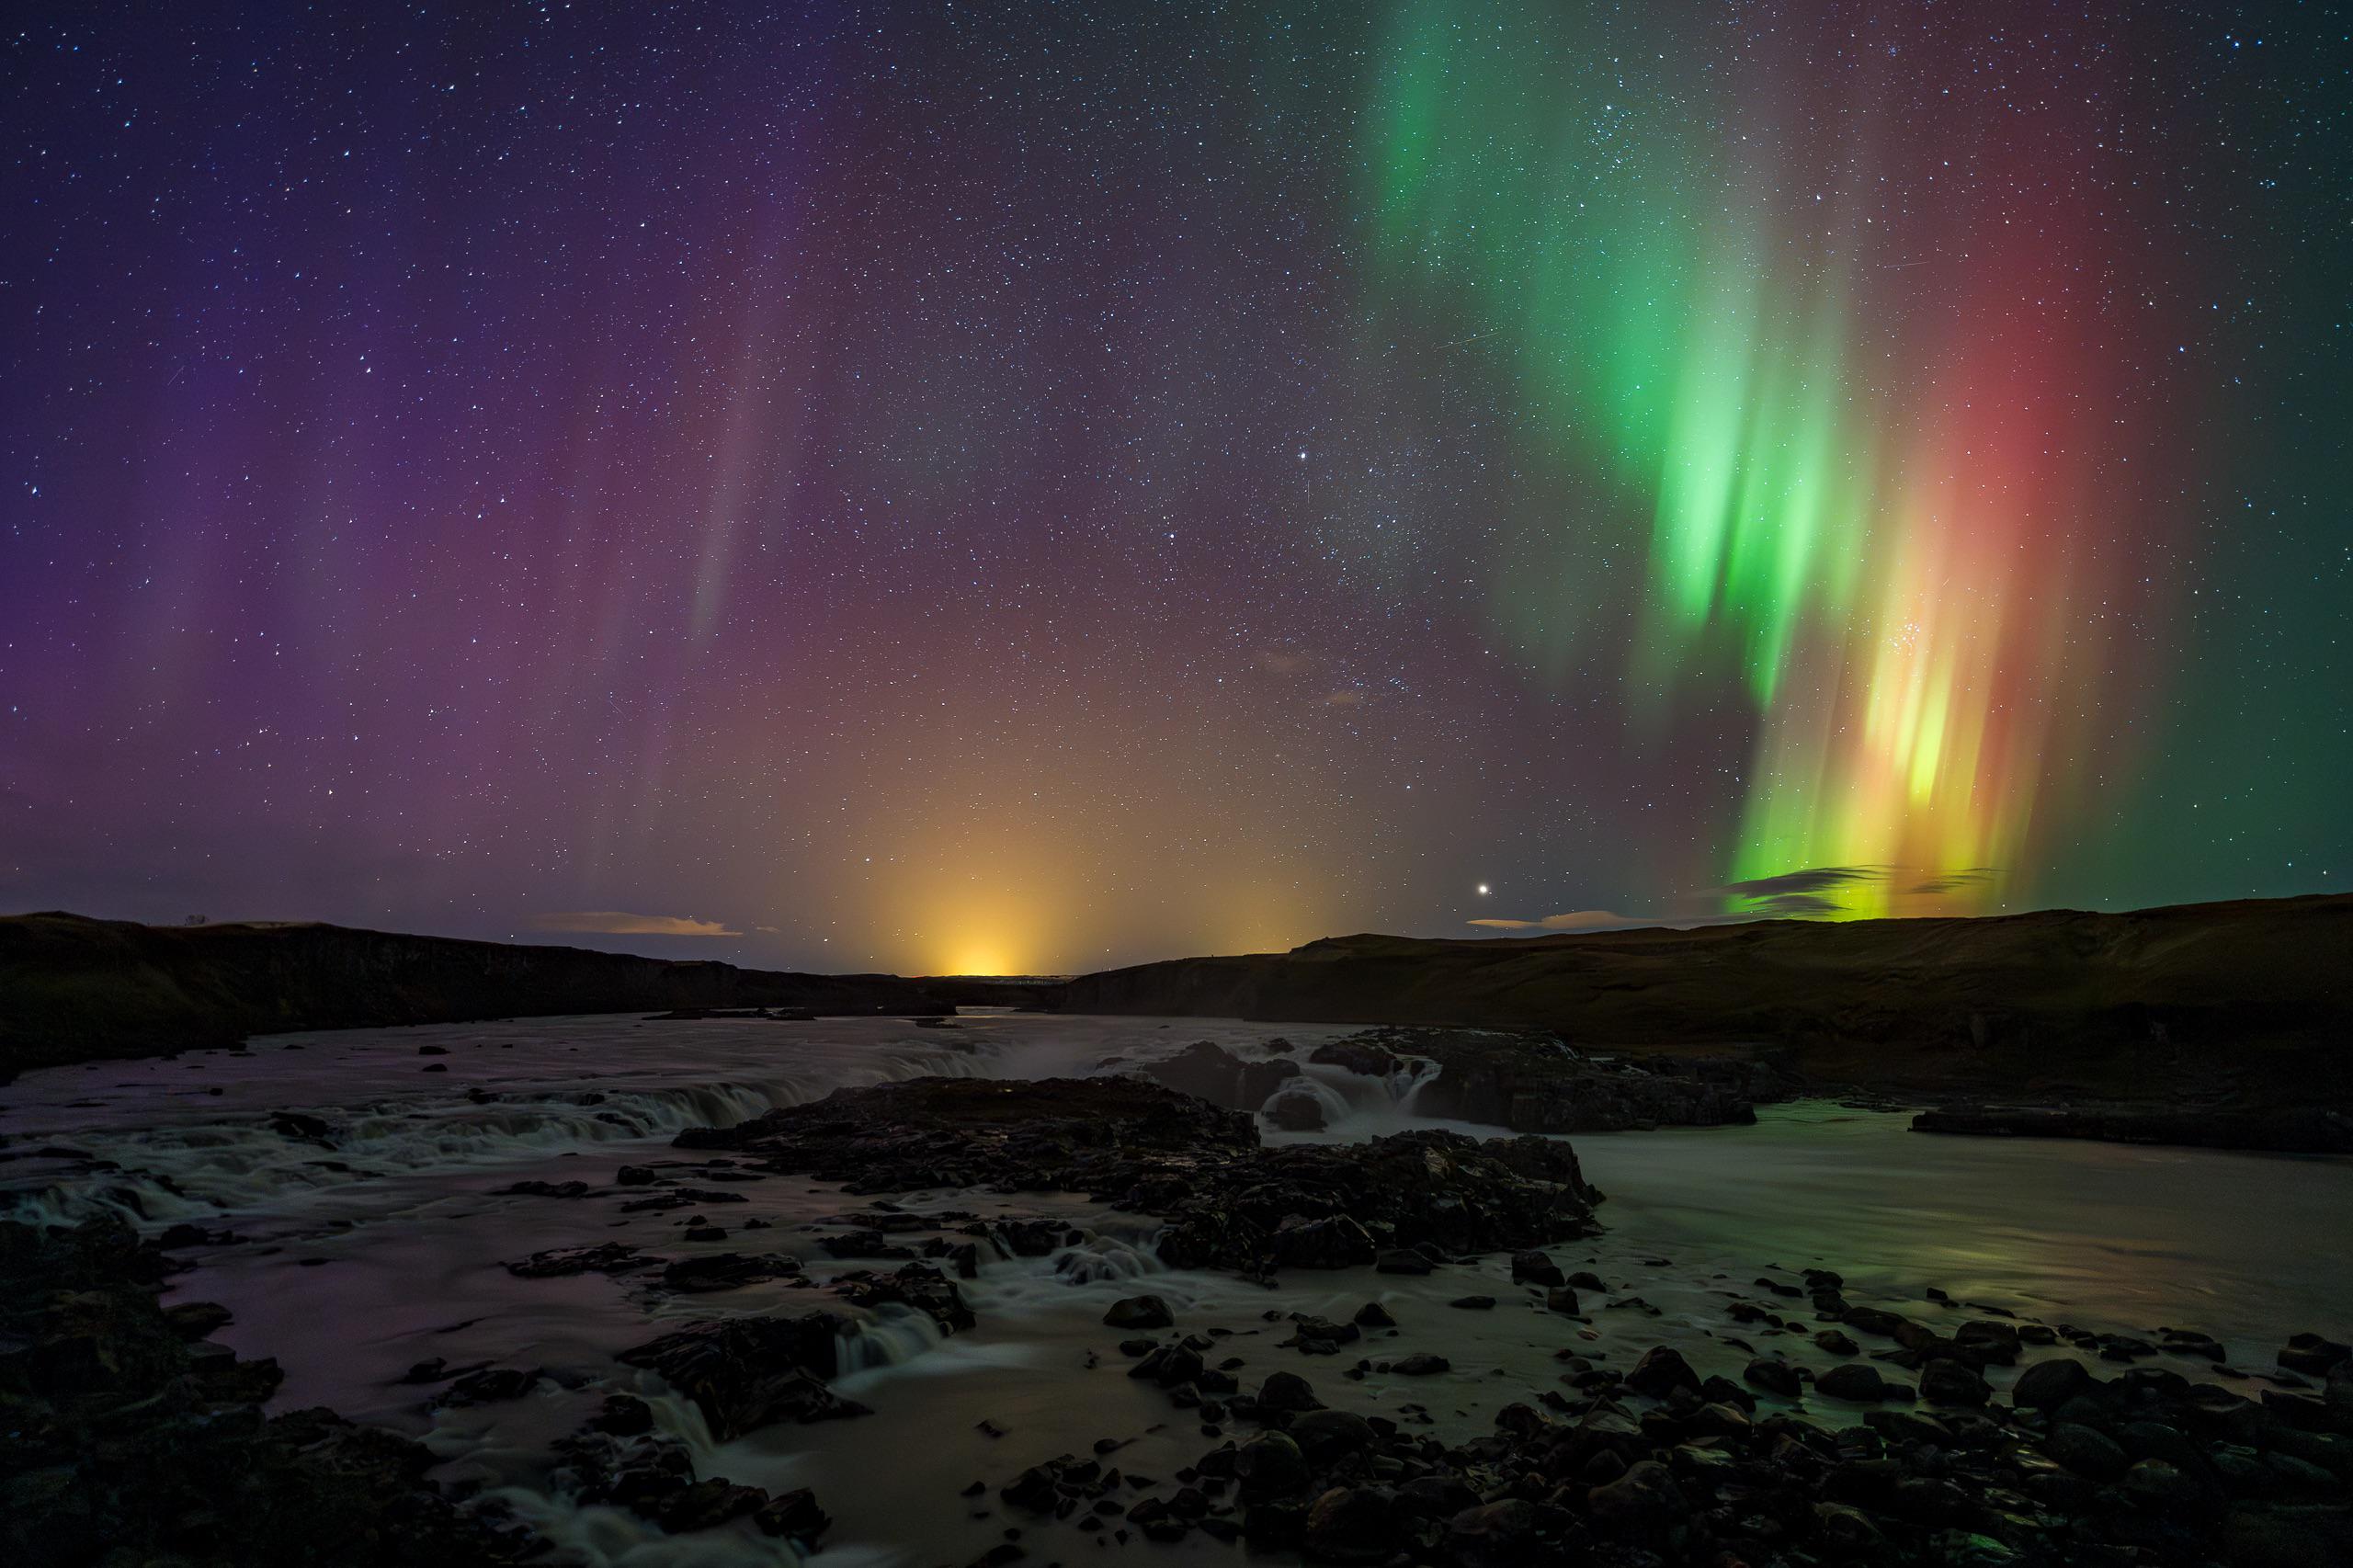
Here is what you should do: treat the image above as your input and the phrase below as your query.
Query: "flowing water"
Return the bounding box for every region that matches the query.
[6,1012,2349,1566]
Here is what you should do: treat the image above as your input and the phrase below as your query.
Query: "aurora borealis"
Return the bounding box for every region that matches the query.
[4,3,2347,971]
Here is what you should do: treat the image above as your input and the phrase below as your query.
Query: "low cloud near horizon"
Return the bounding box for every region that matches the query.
[1470,864,2009,935]
[1467,909,1667,933]
[531,910,741,937]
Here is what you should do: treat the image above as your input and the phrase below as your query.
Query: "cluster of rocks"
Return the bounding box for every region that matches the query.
[0,1216,535,1568]
[672,1075,1601,1277]
[1333,1027,1803,1133]
[1912,1103,2353,1156]
[1138,1039,1310,1112]
[1123,1031,1802,1140]
[1011,1263,2353,1568]
[551,1391,830,1545]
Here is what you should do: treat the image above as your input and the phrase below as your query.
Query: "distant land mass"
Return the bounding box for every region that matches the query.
[0,912,1040,1081]
[1065,893,2353,1137]
[6,896,2351,1149]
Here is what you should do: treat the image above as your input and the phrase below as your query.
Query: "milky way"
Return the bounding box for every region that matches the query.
[4,4,2346,971]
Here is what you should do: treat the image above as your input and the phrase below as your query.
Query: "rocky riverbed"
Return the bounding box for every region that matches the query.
[3,1011,2348,1567]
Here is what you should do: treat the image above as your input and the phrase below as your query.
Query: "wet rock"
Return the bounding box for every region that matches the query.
[659,1252,801,1293]
[1266,1092,1326,1132]
[430,1366,543,1407]
[1920,1358,1991,1407]
[1745,1357,1802,1398]
[1287,1410,1378,1464]
[501,1178,591,1199]
[0,1216,535,1567]
[1375,1249,1433,1275]
[164,1300,234,1339]
[1103,1294,1174,1330]
[1393,1028,1797,1132]
[1587,1458,1683,1529]
[753,1487,832,1543]
[831,1261,976,1332]
[2042,1422,2129,1482]
[677,1077,1600,1277]
[1139,1040,1302,1111]
[1442,1499,1557,1568]
[1511,1250,1564,1287]
[506,1242,651,1278]
[1271,1214,1377,1269]
[1302,1484,1393,1562]
[1259,1371,1324,1412]
[1308,1039,1404,1078]
[2012,1357,2097,1410]
[1352,1301,1396,1329]
[1392,1352,1450,1376]
[817,1227,915,1259]
[1129,1344,1204,1387]
[2279,1333,2351,1377]
[1544,1286,1581,1315]
[616,1314,869,1438]
[586,1393,655,1436]
[1816,1362,1906,1403]
[1235,1431,1311,1497]
[1626,1346,1701,1399]
[1449,1295,1496,1311]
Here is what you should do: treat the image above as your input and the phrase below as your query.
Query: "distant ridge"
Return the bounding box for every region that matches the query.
[0,912,1041,1080]
[1060,892,2353,1106]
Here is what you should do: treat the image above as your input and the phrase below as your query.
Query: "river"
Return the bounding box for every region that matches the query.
[5,1011,2347,1565]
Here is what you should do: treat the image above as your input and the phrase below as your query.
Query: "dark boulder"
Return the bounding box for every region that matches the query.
[615,1314,869,1439]
[1103,1294,1174,1330]
[1140,1040,1302,1111]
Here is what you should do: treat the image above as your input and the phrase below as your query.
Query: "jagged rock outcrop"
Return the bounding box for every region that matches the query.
[1342,1028,1802,1132]
[1138,1040,1301,1110]
[0,1217,535,1568]
[676,1075,1600,1275]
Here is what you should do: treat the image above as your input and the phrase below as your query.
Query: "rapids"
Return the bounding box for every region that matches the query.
[5,1011,2349,1566]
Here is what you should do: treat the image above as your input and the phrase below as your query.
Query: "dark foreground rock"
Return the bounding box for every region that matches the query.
[615,1313,871,1438]
[1123,1331,2353,1568]
[1324,1027,1802,1133]
[1913,1103,2353,1155]
[676,1075,1602,1274]
[551,1393,833,1547]
[1140,1039,1302,1110]
[0,1216,534,1568]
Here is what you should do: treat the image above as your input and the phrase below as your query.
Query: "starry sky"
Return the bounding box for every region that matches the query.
[4,3,2347,975]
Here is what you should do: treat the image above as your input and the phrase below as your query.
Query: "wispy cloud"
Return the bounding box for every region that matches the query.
[1906,867,2002,895]
[1718,865,1888,900]
[532,911,741,937]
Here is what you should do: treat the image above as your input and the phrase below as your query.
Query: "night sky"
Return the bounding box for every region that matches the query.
[5,4,2347,975]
